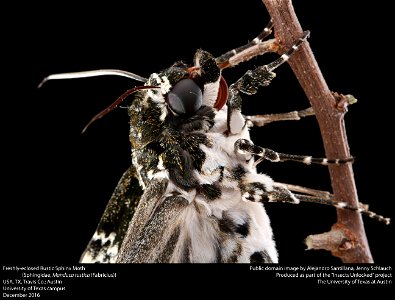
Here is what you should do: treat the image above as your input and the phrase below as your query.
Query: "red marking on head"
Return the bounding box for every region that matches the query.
[187,67,228,110]
[214,76,228,110]
[187,66,200,79]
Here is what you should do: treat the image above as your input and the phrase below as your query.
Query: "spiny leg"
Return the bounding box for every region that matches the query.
[245,92,357,128]
[226,31,310,134]
[240,182,390,224]
[268,188,390,225]
[216,19,274,69]
[295,194,390,225]
[245,107,315,127]
[234,138,353,166]
[279,182,333,200]
[281,182,390,223]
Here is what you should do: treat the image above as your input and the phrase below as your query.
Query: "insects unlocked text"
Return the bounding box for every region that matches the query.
[250,265,392,285]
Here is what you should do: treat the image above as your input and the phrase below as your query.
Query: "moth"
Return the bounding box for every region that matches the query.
[40,20,389,263]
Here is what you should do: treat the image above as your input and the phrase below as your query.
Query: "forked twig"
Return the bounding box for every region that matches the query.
[262,0,373,262]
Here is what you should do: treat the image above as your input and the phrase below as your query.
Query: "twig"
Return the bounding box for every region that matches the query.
[262,0,373,262]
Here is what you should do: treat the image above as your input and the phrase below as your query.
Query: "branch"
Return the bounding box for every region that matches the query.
[261,0,373,262]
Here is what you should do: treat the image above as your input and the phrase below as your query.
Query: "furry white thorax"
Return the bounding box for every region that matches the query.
[156,105,278,262]
[202,78,221,107]
[130,73,278,262]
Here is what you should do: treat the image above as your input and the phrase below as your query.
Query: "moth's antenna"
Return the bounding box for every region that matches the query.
[38,69,147,88]
[81,85,160,134]
[38,69,153,132]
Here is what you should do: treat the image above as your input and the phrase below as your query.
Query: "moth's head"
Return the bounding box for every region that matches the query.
[78,50,229,134]
[146,49,228,117]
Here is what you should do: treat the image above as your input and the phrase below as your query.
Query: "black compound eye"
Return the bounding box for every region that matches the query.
[167,78,202,115]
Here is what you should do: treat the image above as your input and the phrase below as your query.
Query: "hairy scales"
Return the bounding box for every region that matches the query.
[116,51,279,262]
[120,110,279,262]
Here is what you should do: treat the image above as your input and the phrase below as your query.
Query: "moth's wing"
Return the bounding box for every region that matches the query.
[80,165,143,263]
[117,192,189,263]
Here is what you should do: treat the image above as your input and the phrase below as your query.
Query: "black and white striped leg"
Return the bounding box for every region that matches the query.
[216,19,274,68]
[235,138,354,166]
[264,190,390,225]
[295,194,390,225]
[265,30,310,72]
[241,181,299,204]
[226,31,310,134]
[241,182,390,224]
[282,183,390,224]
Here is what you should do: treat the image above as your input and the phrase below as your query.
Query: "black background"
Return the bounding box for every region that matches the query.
[3,0,393,272]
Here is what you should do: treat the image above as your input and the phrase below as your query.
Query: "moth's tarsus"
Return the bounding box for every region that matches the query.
[216,19,275,69]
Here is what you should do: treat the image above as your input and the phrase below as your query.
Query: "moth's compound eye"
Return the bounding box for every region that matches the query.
[167,79,202,115]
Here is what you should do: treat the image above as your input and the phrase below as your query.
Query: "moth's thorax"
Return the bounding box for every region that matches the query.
[128,98,278,262]
[124,49,278,262]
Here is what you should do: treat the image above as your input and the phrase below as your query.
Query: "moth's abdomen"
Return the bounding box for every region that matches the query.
[178,108,277,262]
[117,187,278,263]
[170,193,278,263]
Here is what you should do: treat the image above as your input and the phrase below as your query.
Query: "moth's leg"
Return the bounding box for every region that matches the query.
[245,94,357,127]
[117,194,189,263]
[80,166,143,263]
[296,195,390,224]
[226,32,310,134]
[245,107,315,127]
[281,183,390,224]
[245,93,358,128]
[234,138,353,166]
[279,182,333,200]
[241,182,299,204]
[216,19,275,69]
[241,182,390,224]
[281,182,365,209]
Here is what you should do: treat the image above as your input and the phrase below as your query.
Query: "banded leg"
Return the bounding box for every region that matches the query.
[297,195,390,225]
[227,31,310,134]
[281,183,390,224]
[216,19,274,69]
[241,181,390,224]
[241,182,300,204]
[235,138,353,166]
